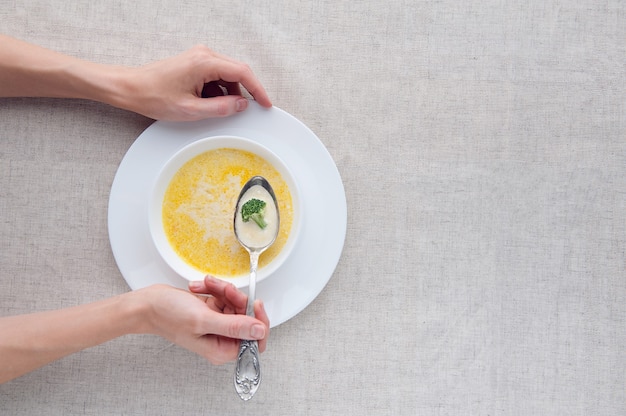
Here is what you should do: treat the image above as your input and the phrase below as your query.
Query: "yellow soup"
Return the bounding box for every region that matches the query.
[162,148,293,278]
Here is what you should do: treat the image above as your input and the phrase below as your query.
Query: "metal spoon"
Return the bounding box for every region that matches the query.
[233,176,279,401]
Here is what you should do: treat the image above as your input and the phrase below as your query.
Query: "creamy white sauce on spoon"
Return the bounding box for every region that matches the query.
[234,184,279,249]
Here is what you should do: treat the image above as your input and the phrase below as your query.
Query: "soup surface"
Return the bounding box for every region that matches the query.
[162,148,293,277]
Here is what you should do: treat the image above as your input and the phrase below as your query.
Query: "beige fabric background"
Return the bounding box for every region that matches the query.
[1,1,625,415]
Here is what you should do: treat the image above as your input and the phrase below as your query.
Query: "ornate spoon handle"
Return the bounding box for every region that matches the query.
[234,339,261,400]
[234,250,261,400]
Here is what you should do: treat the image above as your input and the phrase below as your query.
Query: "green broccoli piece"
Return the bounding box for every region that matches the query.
[241,198,267,229]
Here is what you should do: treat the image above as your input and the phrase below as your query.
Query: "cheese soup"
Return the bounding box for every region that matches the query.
[162,148,293,277]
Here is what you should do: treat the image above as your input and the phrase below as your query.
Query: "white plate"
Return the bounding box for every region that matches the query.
[107,102,347,328]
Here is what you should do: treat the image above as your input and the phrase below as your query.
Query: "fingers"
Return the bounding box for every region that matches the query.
[194,94,250,118]
[189,275,232,297]
[188,275,247,314]
[213,61,272,108]
[254,300,270,352]
[189,276,270,349]
[192,45,272,108]
[204,311,267,342]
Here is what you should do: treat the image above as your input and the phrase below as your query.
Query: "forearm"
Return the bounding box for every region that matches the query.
[0,34,130,106]
[0,291,146,383]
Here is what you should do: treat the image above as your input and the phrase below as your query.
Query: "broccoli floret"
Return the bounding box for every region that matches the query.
[241,198,267,229]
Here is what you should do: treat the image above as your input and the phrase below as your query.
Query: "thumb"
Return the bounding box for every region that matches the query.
[195,95,249,118]
[205,312,267,341]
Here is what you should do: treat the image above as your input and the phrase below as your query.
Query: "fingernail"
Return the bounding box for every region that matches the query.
[236,98,248,112]
[189,280,203,290]
[250,324,265,339]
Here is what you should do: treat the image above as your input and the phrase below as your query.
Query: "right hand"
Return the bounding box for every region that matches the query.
[136,276,270,365]
[119,45,272,121]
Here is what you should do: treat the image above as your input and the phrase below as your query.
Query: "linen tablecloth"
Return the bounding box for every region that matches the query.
[1,1,624,414]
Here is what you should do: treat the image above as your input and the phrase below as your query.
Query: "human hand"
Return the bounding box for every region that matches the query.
[0,36,271,120]
[118,45,272,121]
[136,276,269,365]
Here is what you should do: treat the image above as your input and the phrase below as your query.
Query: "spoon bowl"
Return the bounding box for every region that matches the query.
[234,176,280,253]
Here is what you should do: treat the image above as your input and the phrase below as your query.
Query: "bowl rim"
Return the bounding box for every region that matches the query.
[148,134,301,288]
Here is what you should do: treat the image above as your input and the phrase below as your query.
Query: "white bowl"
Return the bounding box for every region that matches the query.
[148,135,301,288]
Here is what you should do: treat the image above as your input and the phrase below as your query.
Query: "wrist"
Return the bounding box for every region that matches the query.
[118,288,155,335]
[67,62,136,111]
